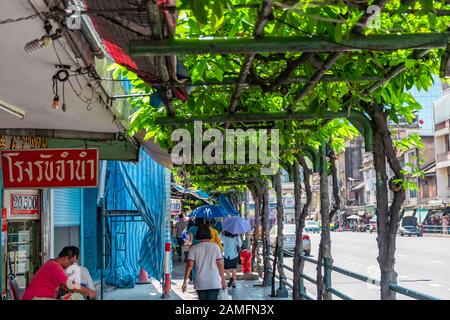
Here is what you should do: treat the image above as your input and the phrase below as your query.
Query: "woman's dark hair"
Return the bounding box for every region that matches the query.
[223,231,237,238]
[195,224,212,241]
[195,218,205,226]
[58,246,79,259]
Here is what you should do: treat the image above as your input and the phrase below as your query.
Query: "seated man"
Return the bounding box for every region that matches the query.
[22,246,96,300]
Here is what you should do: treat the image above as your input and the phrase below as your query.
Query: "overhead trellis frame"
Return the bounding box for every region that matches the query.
[129,33,450,56]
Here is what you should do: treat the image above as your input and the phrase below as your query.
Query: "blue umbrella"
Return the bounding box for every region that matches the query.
[188,205,227,219]
[222,216,251,235]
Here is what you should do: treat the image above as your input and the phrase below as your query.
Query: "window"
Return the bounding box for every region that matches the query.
[446,135,450,152]
[423,180,430,198]
[447,168,450,187]
[410,189,417,198]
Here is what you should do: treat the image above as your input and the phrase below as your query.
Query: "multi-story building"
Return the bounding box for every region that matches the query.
[433,90,450,202]
[339,78,442,219]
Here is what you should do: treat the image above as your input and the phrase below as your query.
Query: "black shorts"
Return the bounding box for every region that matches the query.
[224,257,238,270]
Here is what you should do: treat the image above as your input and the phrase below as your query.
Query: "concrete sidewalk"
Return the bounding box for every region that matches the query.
[170,258,292,300]
[100,256,293,300]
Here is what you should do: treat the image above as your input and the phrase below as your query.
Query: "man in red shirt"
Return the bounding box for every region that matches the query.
[22,246,96,300]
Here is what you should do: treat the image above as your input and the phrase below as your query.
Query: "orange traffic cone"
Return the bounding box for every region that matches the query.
[136,268,151,284]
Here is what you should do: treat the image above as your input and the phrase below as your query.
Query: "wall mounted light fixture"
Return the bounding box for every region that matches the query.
[0,100,26,120]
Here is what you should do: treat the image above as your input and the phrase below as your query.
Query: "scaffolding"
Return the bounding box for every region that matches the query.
[100,208,144,300]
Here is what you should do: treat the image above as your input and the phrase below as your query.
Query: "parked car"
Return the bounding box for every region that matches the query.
[398,216,423,237]
[269,224,311,256]
[399,225,423,237]
[304,220,320,233]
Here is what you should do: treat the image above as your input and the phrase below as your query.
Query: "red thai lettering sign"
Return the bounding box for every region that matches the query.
[1,148,98,189]
[1,208,6,232]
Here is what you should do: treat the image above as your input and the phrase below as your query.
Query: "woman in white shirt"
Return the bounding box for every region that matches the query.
[182,224,226,300]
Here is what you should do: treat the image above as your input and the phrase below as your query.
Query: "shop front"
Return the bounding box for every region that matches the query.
[0,146,98,299]
[3,190,41,295]
[0,136,48,299]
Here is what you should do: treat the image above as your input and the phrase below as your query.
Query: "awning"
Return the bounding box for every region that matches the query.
[48,138,139,161]
[403,210,414,217]
[139,134,172,168]
[217,194,240,216]
[423,162,436,176]
[415,208,428,224]
[84,0,190,102]
[171,184,210,202]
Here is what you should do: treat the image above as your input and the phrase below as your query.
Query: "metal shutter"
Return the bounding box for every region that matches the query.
[53,189,82,227]
[83,188,98,274]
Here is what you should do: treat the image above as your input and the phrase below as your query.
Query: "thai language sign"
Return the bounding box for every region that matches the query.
[1,149,98,189]
[1,208,6,232]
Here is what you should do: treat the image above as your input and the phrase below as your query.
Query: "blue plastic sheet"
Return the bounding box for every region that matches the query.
[217,194,240,216]
[105,149,169,284]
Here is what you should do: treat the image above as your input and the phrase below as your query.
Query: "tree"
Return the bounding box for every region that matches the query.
[106,0,450,300]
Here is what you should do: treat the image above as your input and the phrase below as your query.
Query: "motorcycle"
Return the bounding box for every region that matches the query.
[369,222,377,233]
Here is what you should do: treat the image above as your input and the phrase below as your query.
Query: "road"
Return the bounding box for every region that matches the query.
[280,232,450,300]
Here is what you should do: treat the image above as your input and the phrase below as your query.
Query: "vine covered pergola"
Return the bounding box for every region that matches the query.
[107,0,450,300]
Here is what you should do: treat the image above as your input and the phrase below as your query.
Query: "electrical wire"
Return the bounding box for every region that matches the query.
[0,11,47,25]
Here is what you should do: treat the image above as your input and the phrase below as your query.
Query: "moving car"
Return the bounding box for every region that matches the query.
[304,220,320,233]
[269,224,311,256]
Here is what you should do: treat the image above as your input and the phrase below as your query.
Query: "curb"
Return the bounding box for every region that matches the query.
[423,233,450,238]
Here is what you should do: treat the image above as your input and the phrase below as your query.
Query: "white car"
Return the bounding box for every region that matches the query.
[269,224,311,256]
[304,220,321,233]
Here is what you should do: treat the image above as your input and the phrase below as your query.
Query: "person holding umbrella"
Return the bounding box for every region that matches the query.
[221,231,242,288]
[220,216,251,288]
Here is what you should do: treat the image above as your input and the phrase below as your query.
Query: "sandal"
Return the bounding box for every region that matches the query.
[227,277,234,288]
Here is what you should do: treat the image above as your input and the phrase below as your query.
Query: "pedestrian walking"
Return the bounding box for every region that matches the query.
[189,218,223,252]
[221,231,242,288]
[443,215,449,235]
[182,224,227,300]
[211,218,223,233]
[175,214,188,262]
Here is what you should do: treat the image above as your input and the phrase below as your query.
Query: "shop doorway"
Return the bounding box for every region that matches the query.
[6,220,41,294]
[54,227,80,258]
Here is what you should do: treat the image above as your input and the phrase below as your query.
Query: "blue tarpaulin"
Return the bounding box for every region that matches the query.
[105,148,169,284]
[172,184,210,202]
[217,194,240,216]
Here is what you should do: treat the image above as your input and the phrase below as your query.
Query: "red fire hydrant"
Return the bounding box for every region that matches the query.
[240,249,252,274]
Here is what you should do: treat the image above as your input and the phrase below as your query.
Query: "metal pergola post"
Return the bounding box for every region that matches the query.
[130,33,450,56]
